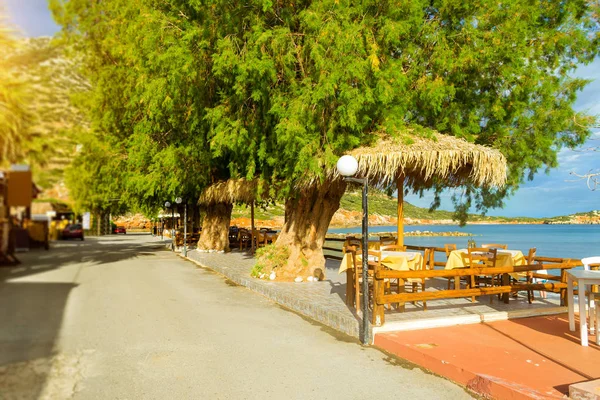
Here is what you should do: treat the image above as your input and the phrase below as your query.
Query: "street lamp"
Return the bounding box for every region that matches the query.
[164,201,171,245]
[336,155,370,345]
[176,197,187,257]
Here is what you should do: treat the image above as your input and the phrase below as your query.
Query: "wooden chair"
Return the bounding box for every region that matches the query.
[482,243,508,250]
[253,229,267,249]
[467,247,498,303]
[343,245,358,308]
[407,248,432,310]
[345,237,362,252]
[228,226,239,248]
[378,245,405,307]
[524,248,538,303]
[444,244,457,289]
[347,246,376,313]
[265,233,278,245]
[379,236,397,247]
[238,228,251,250]
[366,249,398,311]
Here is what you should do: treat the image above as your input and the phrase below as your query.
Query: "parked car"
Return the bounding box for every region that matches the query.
[114,226,126,234]
[62,224,84,240]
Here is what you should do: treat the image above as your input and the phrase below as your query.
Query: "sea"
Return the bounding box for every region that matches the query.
[328,224,600,263]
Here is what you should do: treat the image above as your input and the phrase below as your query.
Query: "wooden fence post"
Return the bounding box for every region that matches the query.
[372,262,385,327]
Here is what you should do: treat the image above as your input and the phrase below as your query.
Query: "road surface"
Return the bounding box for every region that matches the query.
[0,234,472,399]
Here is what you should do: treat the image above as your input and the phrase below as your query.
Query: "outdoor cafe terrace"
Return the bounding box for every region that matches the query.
[185,237,598,399]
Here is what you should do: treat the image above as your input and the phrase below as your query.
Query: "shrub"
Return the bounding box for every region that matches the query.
[252,244,290,278]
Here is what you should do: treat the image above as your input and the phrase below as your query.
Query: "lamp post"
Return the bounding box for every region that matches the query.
[176,197,186,257]
[164,201,172,247]
[336,155,370,345]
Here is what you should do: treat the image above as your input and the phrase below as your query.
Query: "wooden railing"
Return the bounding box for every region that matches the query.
[323,237,346,261]
[371,258,580,326]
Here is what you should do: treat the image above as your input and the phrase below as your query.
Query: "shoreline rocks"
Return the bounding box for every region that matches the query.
[327,231,476,239]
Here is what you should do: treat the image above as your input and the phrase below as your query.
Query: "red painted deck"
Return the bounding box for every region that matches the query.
[375,314,600,399]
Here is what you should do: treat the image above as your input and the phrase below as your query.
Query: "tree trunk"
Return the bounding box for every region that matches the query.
[267,178,346,281]
[197,202,233,252]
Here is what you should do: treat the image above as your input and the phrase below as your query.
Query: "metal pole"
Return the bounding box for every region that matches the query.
[361,178,370,345]
[161,217,163,240]
[171,208,175,250]
[183,203,187,257]
[250,201,255,254]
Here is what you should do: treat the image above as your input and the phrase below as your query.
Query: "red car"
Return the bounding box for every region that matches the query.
[62,224,84,240]
[114,226,126,234]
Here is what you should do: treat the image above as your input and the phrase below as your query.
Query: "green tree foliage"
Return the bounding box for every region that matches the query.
[52,0,216,214]
[52,0,599,216]
[64,134,128,215]
[3,37,90,187]
[205,0,600,214]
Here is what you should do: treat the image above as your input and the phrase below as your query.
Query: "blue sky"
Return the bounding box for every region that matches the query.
[4,0,599,218]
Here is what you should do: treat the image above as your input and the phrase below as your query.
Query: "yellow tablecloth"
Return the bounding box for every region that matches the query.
[339,251,423,274]
[445,249,526,278]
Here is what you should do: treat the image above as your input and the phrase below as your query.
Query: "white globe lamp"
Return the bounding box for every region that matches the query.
[336,155,359,177]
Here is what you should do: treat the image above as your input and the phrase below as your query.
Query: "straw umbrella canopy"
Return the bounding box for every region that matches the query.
[198,178,263,206]
[197,178,270,252]
[253,131,506,281]
[329,133,507,245]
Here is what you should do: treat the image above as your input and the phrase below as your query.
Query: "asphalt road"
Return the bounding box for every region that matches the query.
[0,234,473,399]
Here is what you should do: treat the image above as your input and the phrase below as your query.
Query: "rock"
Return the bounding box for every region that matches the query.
[259,273,265,279]
[306,276,314,282]
[269,272,276,280]
[294,277,303,283]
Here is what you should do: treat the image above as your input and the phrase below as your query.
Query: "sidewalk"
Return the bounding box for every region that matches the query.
[185,249,363,338]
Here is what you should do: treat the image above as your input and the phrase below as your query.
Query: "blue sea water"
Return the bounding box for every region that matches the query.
[328,224,600,261]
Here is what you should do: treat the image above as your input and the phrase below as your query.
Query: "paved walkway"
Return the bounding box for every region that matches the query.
[0,234,472,399]
[186,249,362,337]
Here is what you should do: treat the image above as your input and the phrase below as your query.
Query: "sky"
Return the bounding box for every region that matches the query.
[3,0,599,218]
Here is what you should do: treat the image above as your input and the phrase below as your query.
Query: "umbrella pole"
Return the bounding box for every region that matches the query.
[397,175,404,247]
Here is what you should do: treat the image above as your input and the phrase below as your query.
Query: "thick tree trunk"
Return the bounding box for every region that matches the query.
[197,202,233,252]
[268,179,346,281]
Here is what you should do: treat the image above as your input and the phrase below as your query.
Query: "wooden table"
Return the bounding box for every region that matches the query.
[445,249,526,272]
[567,269,600,346]
[339,251,423,273]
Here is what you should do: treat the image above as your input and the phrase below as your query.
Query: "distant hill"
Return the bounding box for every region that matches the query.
[5,37,89,191]
[543,210,600,224]
[231,191,599,227]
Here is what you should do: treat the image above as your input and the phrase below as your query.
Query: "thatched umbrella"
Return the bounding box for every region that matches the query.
[335,133,507,245]
[198,179,261,206]
[260,132,507,281]
[197,179,267,252]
